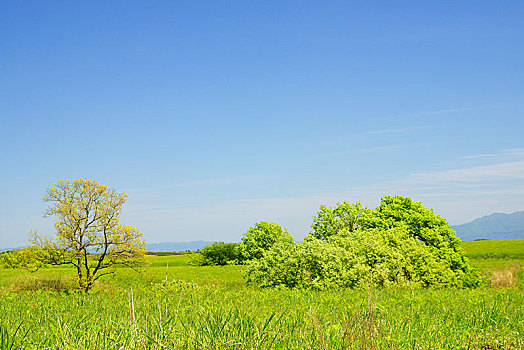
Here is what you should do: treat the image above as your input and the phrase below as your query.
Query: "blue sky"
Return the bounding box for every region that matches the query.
[1,1,523,248]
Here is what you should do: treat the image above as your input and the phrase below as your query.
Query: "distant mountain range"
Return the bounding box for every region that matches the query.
[1,241,213,253]
[452,211,524,241]
[146,240,213,252]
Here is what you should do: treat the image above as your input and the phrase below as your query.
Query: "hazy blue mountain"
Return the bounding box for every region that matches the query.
[452,211,524,241]
[146,240,214,252]
[1,241,215,253]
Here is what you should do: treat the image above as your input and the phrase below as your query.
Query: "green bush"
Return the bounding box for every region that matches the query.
[245,196,480,289]
[310,201,373,240]
[239,222,294,261]
[371,196,472,276]
[193,242,242,266]
[192,222,294,266]
[0,247,44,270]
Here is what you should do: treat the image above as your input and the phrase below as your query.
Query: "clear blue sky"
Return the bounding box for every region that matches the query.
[1,1,523,248]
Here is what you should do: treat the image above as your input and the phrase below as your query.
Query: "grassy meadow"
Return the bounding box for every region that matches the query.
[0,240,523,349]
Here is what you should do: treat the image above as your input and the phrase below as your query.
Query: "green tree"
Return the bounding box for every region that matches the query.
[193,242,242,266]
[246,226,477,289]
[371,196,469,272]
[29,179,147,293]
[310,201,373,240]
[247,196,479,289]
[239,222,294,261]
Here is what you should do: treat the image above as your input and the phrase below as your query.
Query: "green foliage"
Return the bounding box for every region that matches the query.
[192,242,242,266]
[372,196,468,269]
[310,201,373,240]
[190,222,294,266]
[0,250,24,269]
[248,196,479,289]
[239,222,294,261]
[0,247,44,271]
[246,227,479,289]
[29,179,147,293]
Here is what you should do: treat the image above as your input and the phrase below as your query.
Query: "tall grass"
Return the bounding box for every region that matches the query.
[0,280,522,349]
[491,263,522,288]
[0,322,28,350]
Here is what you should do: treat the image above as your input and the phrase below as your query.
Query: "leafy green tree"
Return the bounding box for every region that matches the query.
[247,196,479,289]
[310,201,373,240]
[29,179,147,293]
[371,196,469,273]
[193,242,242,266]
[246,226,479,289]
[239,222,294,261]
[372,196,459,244]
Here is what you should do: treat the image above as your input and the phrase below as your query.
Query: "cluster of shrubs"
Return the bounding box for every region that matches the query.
[191,222,293,266]
[0,246,44,270]
[193,242,242,266]
[196,196,480,289]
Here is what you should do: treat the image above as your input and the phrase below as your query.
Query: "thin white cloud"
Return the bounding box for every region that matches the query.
[411,159,524,183]
[461,154,499,160]
[461,148,524,160]
[329,124,433,148]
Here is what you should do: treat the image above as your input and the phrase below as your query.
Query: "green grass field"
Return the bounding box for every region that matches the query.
[0,239,523,349]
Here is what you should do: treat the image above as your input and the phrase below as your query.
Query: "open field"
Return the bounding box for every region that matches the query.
[462,239,524,276]
[0,240,523,349]
[462,239,524,260]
